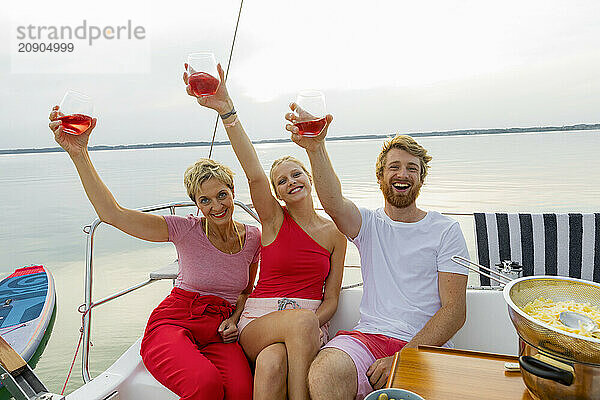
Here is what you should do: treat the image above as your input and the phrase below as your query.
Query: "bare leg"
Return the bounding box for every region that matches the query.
[254,343,288,400]
[239,309,320,400]
[308,348,357,400]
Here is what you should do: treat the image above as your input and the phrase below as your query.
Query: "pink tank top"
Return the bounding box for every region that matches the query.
[251,209,331,300]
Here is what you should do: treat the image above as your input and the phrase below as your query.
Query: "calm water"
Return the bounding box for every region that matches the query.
[1,131,599,393]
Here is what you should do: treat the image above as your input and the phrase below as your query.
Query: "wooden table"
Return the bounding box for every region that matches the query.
[388,346,533,399]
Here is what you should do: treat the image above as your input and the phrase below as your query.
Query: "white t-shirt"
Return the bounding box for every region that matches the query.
[351,207,469,344]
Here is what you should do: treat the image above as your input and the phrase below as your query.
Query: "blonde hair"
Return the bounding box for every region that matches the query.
[184,158,235,202]
[269,156,312,193]
[375,135,432,182]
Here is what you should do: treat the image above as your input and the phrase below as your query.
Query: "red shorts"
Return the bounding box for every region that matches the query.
[323,330,407,400]
[140,287,253,400]
[334,329,408,359]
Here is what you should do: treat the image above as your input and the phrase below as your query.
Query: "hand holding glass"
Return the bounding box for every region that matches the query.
[57,90,94,135]
[187,52,220,97]
[294,90,327,137]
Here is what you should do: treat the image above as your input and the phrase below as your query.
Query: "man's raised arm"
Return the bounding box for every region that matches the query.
[285,105,362,238]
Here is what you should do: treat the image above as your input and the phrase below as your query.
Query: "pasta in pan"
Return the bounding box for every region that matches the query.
[522,298,600,337]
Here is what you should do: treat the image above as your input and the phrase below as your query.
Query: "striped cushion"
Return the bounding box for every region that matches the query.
[474,213,600,285]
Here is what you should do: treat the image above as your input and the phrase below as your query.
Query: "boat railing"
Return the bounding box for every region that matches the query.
[80,200,259,383]
[79,201,475,383]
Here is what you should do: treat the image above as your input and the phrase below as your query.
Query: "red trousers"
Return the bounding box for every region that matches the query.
[140,288,253,400]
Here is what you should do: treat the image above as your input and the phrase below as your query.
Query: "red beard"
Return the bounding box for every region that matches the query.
[380,180,422,208]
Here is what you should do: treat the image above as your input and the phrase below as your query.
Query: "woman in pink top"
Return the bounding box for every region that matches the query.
[49,108,260,400]
[184,65,347,400]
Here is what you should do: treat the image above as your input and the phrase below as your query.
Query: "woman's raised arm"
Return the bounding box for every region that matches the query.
[49,106,168,242]
[183,65,283,232]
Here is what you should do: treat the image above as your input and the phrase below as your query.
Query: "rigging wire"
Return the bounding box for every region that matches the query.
[208,0,245,158]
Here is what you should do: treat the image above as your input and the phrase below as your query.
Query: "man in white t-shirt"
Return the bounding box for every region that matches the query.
[286,108,469,400]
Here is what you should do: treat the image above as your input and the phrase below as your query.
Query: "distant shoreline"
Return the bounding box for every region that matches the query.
[2,123,598,155]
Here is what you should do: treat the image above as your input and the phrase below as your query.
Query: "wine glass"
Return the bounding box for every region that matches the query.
[294,90,327,137]
[187,52,220,97]
[58,90,94,135]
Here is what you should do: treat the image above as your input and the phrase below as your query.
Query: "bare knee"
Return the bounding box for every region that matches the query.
[308,351,336,387]
[255,344,288,382]
[308,349,356,400]
[286,309,320,341]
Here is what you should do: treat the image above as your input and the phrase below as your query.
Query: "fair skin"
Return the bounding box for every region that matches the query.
[184,65,346,400]
[285,105,467,398]
[47,106,257,343]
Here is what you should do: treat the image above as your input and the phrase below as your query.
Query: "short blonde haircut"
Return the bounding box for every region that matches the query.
[375,135,432,182]
[269,156,312,193]
[184,158,235,202]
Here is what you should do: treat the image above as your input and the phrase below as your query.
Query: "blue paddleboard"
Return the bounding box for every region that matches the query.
[0,265,56,369]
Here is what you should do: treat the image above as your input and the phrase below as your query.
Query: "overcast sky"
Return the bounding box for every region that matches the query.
[1,0,599,150]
